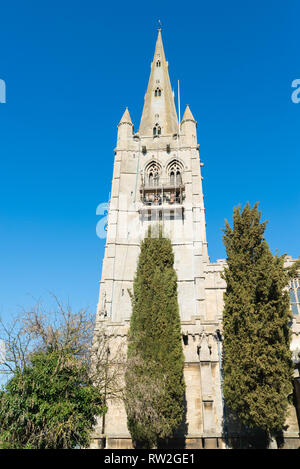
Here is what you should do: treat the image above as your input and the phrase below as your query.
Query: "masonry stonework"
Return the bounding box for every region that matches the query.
[92,29,300,449]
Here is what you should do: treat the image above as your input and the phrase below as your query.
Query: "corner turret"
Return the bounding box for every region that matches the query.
[181,105,197,145]
[117,107,133,143]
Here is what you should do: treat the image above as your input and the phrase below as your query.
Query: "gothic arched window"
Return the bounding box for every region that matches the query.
[154,88,161,97]
[145,161,161,187]
[167,160,183,186]
[156,60,161,67]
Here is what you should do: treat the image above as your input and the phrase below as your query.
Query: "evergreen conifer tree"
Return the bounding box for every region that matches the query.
[125,227,185,448]
[222,203,300,439]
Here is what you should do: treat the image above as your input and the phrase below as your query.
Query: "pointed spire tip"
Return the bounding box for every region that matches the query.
[119,107,133,126]
[181,104,196,123]
[139,26,178,135]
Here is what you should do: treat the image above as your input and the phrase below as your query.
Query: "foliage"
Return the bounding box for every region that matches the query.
[0,295,120,449]
[222,203,300,435]
[125,228,185,448]
[0,349,104,449]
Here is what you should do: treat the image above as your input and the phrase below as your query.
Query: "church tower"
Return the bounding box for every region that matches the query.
[93,28,227,449]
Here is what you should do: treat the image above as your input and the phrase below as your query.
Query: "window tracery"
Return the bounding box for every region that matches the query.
[145,161,161,187]
[167,160,183,185]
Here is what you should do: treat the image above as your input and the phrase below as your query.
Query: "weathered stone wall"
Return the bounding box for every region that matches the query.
[92,30,300,449]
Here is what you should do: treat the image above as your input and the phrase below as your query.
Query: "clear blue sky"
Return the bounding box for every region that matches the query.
[0,0,299,319]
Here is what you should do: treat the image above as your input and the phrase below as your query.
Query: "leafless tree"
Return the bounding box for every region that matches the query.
[0,293,124,399]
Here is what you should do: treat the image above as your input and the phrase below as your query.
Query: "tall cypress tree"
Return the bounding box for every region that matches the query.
[222,203,299,439]
[125,227,185,448]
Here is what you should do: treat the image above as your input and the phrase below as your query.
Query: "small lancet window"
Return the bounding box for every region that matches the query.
[148,171,159,186]
[153,124,161,136]
[154,88,162,97]
[176,171,182,184]
[156,60,161,67]
[170,171,182,185]
[170,171,175,185]
[170,171,181,185]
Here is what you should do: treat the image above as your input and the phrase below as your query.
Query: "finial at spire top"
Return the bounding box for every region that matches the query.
[158,19,162,31]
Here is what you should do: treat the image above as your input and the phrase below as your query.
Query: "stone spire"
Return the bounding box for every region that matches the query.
[181,104,196,124]
[117,107,133,142]
[139,29,178,136]
[181,104,197,145]
[118,107,133,126]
